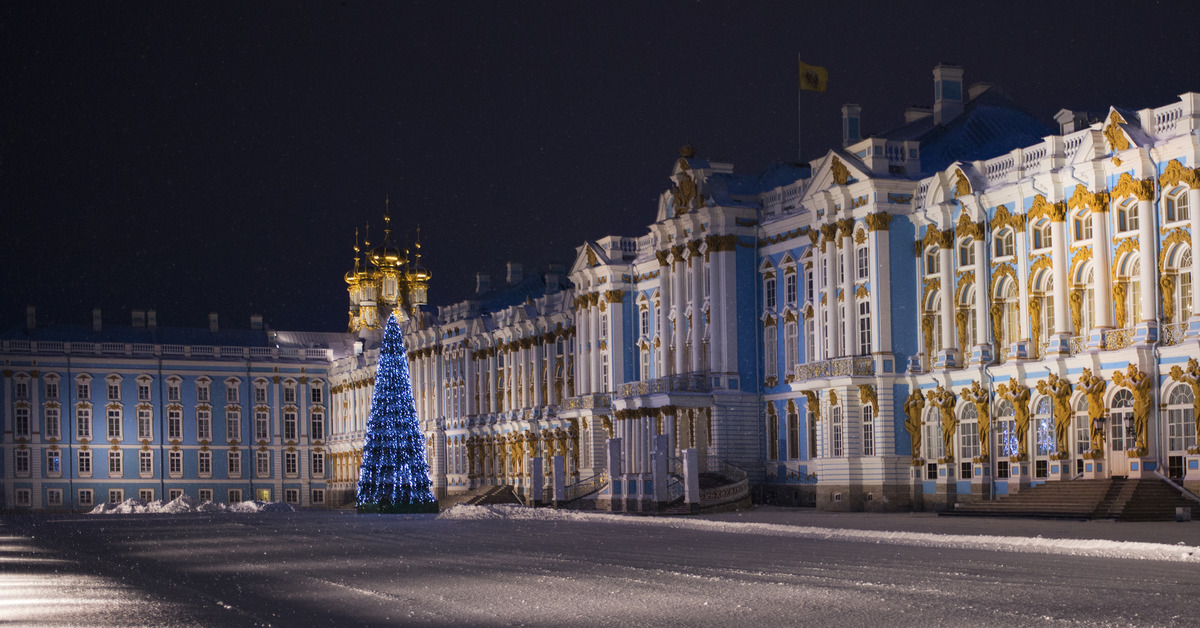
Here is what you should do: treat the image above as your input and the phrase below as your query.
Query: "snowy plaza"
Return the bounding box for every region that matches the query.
[3,506,1199,626]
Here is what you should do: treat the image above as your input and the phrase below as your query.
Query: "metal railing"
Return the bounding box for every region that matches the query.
[559,394,611,411]
[615,372,711,398]
[0,339,333,362]
[666,457,684,501]
[790,356,874,383]
[563,470,608,502]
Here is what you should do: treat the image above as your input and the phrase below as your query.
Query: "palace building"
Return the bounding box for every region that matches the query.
[5,65,1200,512]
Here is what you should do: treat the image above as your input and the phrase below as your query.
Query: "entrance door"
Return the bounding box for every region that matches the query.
[1108,389,1134,476]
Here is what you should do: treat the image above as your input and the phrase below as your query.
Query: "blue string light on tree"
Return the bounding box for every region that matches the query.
[356,313,438,513]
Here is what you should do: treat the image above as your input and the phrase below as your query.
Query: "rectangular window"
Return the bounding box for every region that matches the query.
[284,412,298,441]
[168,488,183,501]
[45,381,59,400]
[764,326,778,380]
[15,449,30,475]
[198,450,212,476]
[109,449,123,475]
[310,414,324,441]
[168,409,182,440]
[960,421,980,461]
[284,488,299,504]
[168,383,181,402]
[15,489,32,507]
[856,247,869,279]
[228,489,243,503]
[255,411,270,441]
[169,450,182,476]
[197,385,210,403]
[107,383,120,401]
[198,489,213,502]
[785,272,797,305]
[107,407,122,440]
[784,323,798,376]
[197,409,212,441]
[858,301,872,355]
[79,489,94,507]
[47,450,61,476]
[228,450,242,476]
[108,489,124,504]
[139,489,154,502]
[77,381,91,400]
[226,384,239,403]
[137,383,151,402]
[862,404,875,456]
[226,409,241,441]
[139,450,153,475]
[78,449,92,476]
[284,387,296,404]
[76,407,92,440]
[312,451,325,477]
[831,406,844,457]
[255,385,267,404]
[284,451,298,476]
[310,387,323,404]
[640,309,649,337]
[15,380,29,399]
[136,408,152,440]
[765,277,777,310]
[47,488,63,506]
[787,407,800,460]
[311,489,325,505]
[14,406,30,438]
[257,451,271,477]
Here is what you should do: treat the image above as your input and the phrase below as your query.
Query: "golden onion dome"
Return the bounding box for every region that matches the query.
[368,245,407,270]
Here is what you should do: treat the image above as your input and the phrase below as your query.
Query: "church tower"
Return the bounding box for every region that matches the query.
[345,199,432,335]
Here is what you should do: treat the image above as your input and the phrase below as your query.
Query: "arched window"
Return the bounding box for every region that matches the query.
[994,399,1017,468]
[1167,385,1197,454]
[958,238,975,267]
[925,246,940,275]
[1031,219,1051,251]
[766,403,779,461]
[1181,251,1194,322]
[787,401,801,460]
[1073,396,1090,474]
[1117,198,1139,233]
[959,404,979,478]
[1111,389,1136,451]
[923,407,943,461]
[1072,209,1092,242]
[1165,186,1190,223]
[1034,397,1053,477]
[994,229,1015,257]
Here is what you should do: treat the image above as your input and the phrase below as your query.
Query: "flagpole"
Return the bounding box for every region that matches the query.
[797,54,803,162]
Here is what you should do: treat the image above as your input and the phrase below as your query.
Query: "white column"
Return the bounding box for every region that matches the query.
[533,340,544,407]
[823,229,839,358]
[578,304,591,395]
[690,251,703,372]
[673,255,686,374]
[659,260,672,375]
[1189,188,1200,318]
[1092,203,1114,328]
[590,304,602,393]
[841,229,856,355]
[1137,198,1156,323]
[869,219,892,352]
[1015,225,1031,341]
[939,246,955,351]
[973,234,989,349]
[1050,212,1069,333]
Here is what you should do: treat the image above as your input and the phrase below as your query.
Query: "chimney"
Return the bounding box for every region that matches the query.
[933,64,964,125]
[841,103,862,147]
[544,271,561,295]
[25,306,35,332]
[132,309,146,328]
[904,106,932,124]
[506,262,523,285]
[209,312,219,333]
[92,308,102,332]
[250,314,263,330]
[476,273,491,295]
[147,309,157,329]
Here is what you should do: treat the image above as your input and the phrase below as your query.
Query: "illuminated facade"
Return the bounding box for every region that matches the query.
[7,65,1200,512]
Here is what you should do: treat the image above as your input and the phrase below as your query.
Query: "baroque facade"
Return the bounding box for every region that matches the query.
[5,65,1200,512]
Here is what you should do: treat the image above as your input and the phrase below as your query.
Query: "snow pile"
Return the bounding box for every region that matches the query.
[440,504,1200,562]
[89,496,296,515]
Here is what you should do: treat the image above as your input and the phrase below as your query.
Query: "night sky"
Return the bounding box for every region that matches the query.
[4,2,1200,334]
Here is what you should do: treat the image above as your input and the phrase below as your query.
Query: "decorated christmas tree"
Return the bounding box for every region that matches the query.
[356,313,438,513]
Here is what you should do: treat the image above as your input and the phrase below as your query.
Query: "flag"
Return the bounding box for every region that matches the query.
[798,60,828,92]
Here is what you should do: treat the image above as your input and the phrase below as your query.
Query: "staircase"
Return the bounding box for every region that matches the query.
[438,485,523,510]
[945,478,1199,521]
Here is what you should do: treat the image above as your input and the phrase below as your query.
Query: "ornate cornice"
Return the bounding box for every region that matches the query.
[865,212,892,231]
[956,212,984,240]
[1159,159,1200,191]
[1113,172,1155,201]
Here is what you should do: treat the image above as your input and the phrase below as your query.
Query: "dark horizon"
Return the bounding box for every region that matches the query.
[5,1,1199,333]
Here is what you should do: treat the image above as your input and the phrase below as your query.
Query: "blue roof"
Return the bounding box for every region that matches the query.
[1,323,273,347]
[475,271,573,315]
[708,162,809,203]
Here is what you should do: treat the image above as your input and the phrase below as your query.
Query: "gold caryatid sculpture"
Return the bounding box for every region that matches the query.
[1111,364,1151,455]
[960,381,991,462]
[998,382,1031,461]
[1036,373,1073,458]
[903,390,925,463]
[926,385,957,461]
[1078,368,1108,454]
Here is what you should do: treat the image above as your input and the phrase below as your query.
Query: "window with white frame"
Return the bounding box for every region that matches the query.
[312,451,325,477]
[257,451,270,477]
[994,229,1015,257]
[139,450,153,476]
[1117,198,1138,232]
[15,449,30,475]
[958,238,975,267]
[226,408,241,441]
[1165,186,1190,223]
[228,450,242,476]
[284,451,298,476]
[787,402,800,460]
[830,405,844,457]
[47,488,63,506]
[284,410,298,441]
[923,408,944,461]
[78,449,92,476]
[139,489,154,502]
[15,378,29,400]
[805,317,815,363]
[924,246,940,275]
[284,384,297,404]
[226,381,240,403]
[14,406,30,438]
[137,380,151,402]
[196,380,210,403]
[285,489,299,505]
[959,405,980,462]
[167,379,181,403]
[1074,397,1090,460]
[255,410,270,441]
[197,408,212,441]
[198,450,212,476]
[310,385,323,404]
[108,489,123,504]
[15,489,31,507]
[107,381,121,401]
[77,378,91,400]
[765,275,777,310]
[167,408,182,440]
[1030,219,1051,251]
[1072,210,1092,242]
[46,449,61,477]
[136,407,152,440]
[109,449,123,475]
[106,407,121,440]
[784,321,798,376]
[764,324,778,381]
[168,450,182,476]
[858,301,871,355]
[862,403,875,457]
[805,266,814,303]
[1168,385,1197,453]
[45,378,59,400]
[45,406,61,440]
[312,489,325,505]
[77,405,92,440]
[199,488,214,502]
[856,246,869,279]
[254,382,268,404]
[785,271,798,305]
[79,489,94,507]
[311,412,324,441]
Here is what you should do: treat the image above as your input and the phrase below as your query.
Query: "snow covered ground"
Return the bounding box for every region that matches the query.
[3,505,1199,626]
[88,496,297,515]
